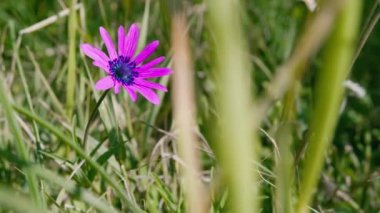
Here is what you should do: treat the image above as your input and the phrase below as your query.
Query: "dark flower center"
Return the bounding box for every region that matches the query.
[109,56,138,86]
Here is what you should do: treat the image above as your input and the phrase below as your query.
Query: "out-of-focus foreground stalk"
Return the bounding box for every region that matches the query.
[172,15,208,213]
[0,73,45,211]
[296,0,362,212]
[208,0,260,212]
[275,84,299,213]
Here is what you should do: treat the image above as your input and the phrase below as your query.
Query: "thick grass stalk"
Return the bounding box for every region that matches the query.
[66,0,78,118]
[0,73,45,211]
[274,63,303,213]
[295,0,362,212]
[172,15,207,213]
[275,83,299,213]
[0,188,40,213]
[274,125,294,213]
[208,0,259,212]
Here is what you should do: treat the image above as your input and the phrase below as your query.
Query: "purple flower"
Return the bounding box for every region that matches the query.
[80,24,171,105]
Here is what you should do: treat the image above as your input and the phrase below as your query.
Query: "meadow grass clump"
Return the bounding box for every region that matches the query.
[0,0,378,212]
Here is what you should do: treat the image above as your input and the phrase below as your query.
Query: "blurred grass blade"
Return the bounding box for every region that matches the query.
[274,74,300,213]
[296,0,362,212]
[208,0,260,212]
[172,15,208,213]
[66,0,78,118]
[0,187,40,213]
[257,0,345,120]
[138,0,151,50]
[0,73,45,211]
[274,125,294,213]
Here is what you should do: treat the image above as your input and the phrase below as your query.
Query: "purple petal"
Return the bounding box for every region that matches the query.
[139,56,165,70]
[123,85,137,102]
[93,61,110,73]
[118,26,125,56]
[133,41,159,65]
[80,44,109,63]
[134,79,167,92]
[99,27,118,59]
[124,24,140,59]
[134,85,160,105]
[114,82,121,94]
[138,68,172,78]
[95,76,114,90]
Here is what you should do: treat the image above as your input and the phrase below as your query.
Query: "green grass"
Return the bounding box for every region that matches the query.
[0,0,379,212]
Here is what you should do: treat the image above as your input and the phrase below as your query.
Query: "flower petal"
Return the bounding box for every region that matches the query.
[134,85,160,105]
[123,85,137,102]
[99,27,118,59]
[118,26,125,56]
[138,68,172,78]
[80,44,109,63]
[114,82,121,94]
[124,24,140,59]
[134,79,167,92]
[95,76,114,90]
[133,41,159,65]
[139,56,165,70]
[93,61,110,73]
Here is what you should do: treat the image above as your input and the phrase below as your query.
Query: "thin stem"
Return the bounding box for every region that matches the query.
[83,90,110,148]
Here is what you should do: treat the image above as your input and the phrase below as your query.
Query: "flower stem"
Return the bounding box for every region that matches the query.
[83,90,110,148]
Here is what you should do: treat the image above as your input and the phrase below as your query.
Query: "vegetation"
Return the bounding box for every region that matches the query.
[0,0,378,212]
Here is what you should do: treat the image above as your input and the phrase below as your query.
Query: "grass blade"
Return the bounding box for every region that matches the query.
[66,0,78,118]
[172,15,208,212]
[13,105,145,213]
[295,0,362,212]
[33,166,119,213]
[208,0,260,212]
[0,187,40,213]
[0,73,45,211]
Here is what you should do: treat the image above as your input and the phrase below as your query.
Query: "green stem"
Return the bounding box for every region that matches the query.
[295,1,362,212]
[83,90,110,148]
